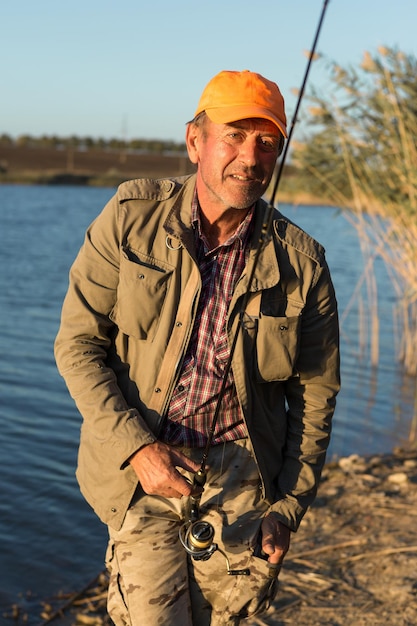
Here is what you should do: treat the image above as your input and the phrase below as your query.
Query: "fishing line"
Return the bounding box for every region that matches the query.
[186,0,331,524]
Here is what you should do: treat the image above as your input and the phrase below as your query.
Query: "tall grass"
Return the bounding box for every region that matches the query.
[293,47,417,378]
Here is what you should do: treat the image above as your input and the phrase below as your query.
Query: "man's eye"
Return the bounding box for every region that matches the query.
[260,139,278,152]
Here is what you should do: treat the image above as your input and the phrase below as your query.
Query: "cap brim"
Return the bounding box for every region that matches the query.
[205,106,287,138]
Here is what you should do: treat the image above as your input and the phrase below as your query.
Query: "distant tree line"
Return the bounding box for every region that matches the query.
[0,133,187,155]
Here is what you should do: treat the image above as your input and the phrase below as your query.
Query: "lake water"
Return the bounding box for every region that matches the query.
[0,184,415,623]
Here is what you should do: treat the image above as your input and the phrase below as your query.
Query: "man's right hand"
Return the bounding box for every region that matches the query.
[128,441,202,499]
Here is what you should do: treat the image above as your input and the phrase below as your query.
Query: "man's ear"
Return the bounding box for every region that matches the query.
[185,123,200,165]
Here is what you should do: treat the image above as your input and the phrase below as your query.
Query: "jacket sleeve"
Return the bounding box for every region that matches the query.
[54,195,157,470]
[268,261,340,531]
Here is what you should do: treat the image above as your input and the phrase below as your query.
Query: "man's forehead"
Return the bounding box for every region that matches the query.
[225,118,281,135]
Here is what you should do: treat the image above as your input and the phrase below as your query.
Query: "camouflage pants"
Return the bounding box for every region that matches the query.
[106,438,278,626]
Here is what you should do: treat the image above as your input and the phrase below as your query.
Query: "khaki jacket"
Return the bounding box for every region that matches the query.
[55,174,340,532]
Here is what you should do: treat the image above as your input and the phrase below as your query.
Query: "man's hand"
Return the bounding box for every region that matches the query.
[128,441,202,499]
[261,513,291,566]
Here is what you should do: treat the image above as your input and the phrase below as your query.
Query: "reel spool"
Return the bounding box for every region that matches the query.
[179,520,217,561]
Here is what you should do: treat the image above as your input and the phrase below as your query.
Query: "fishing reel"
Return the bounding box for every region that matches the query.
[179,518,249,575]
[179,519,217,561]
[179,466,249,574]
[179,468,217,561]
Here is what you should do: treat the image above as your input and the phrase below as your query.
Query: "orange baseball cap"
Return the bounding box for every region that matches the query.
[194,70,287,137]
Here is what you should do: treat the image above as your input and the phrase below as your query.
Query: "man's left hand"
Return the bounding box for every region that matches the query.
[261,513,291,566]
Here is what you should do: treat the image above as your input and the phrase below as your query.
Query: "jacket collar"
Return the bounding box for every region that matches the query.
[233,199,281,297]
[163,174,281,292]
[163,174,198,256]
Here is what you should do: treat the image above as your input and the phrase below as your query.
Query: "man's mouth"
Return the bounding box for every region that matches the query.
[231,174,259,182]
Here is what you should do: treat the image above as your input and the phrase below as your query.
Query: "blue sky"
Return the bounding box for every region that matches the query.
[2,0,417,142]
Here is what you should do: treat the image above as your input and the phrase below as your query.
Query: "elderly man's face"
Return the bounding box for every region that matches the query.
[186,116,281,214]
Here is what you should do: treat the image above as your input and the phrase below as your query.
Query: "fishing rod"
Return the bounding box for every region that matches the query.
[184,0,331,533]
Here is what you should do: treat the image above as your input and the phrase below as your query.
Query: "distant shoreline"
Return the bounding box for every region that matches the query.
[0,144,334,207]
[0,143,195,188]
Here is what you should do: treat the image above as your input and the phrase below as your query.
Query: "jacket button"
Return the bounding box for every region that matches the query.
[176,321,182,327]
[277,221,287,236]
[111,507,117,513]
[279,325,288,331]
[155,387,161,393]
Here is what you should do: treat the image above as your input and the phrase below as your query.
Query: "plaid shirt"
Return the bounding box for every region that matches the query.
[160,196,254,447]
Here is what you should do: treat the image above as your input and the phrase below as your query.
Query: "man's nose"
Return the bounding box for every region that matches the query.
[238,138,258,167]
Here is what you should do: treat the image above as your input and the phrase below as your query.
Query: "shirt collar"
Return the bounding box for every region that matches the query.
[191,189,255,251]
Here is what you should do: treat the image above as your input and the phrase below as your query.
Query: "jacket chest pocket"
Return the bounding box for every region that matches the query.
[109,247,173,341]
[254,314,301,382]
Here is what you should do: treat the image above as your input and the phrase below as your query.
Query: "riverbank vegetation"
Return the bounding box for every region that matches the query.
[292,46,417,377]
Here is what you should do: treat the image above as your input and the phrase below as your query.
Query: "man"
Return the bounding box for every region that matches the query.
[55,70,340,625]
